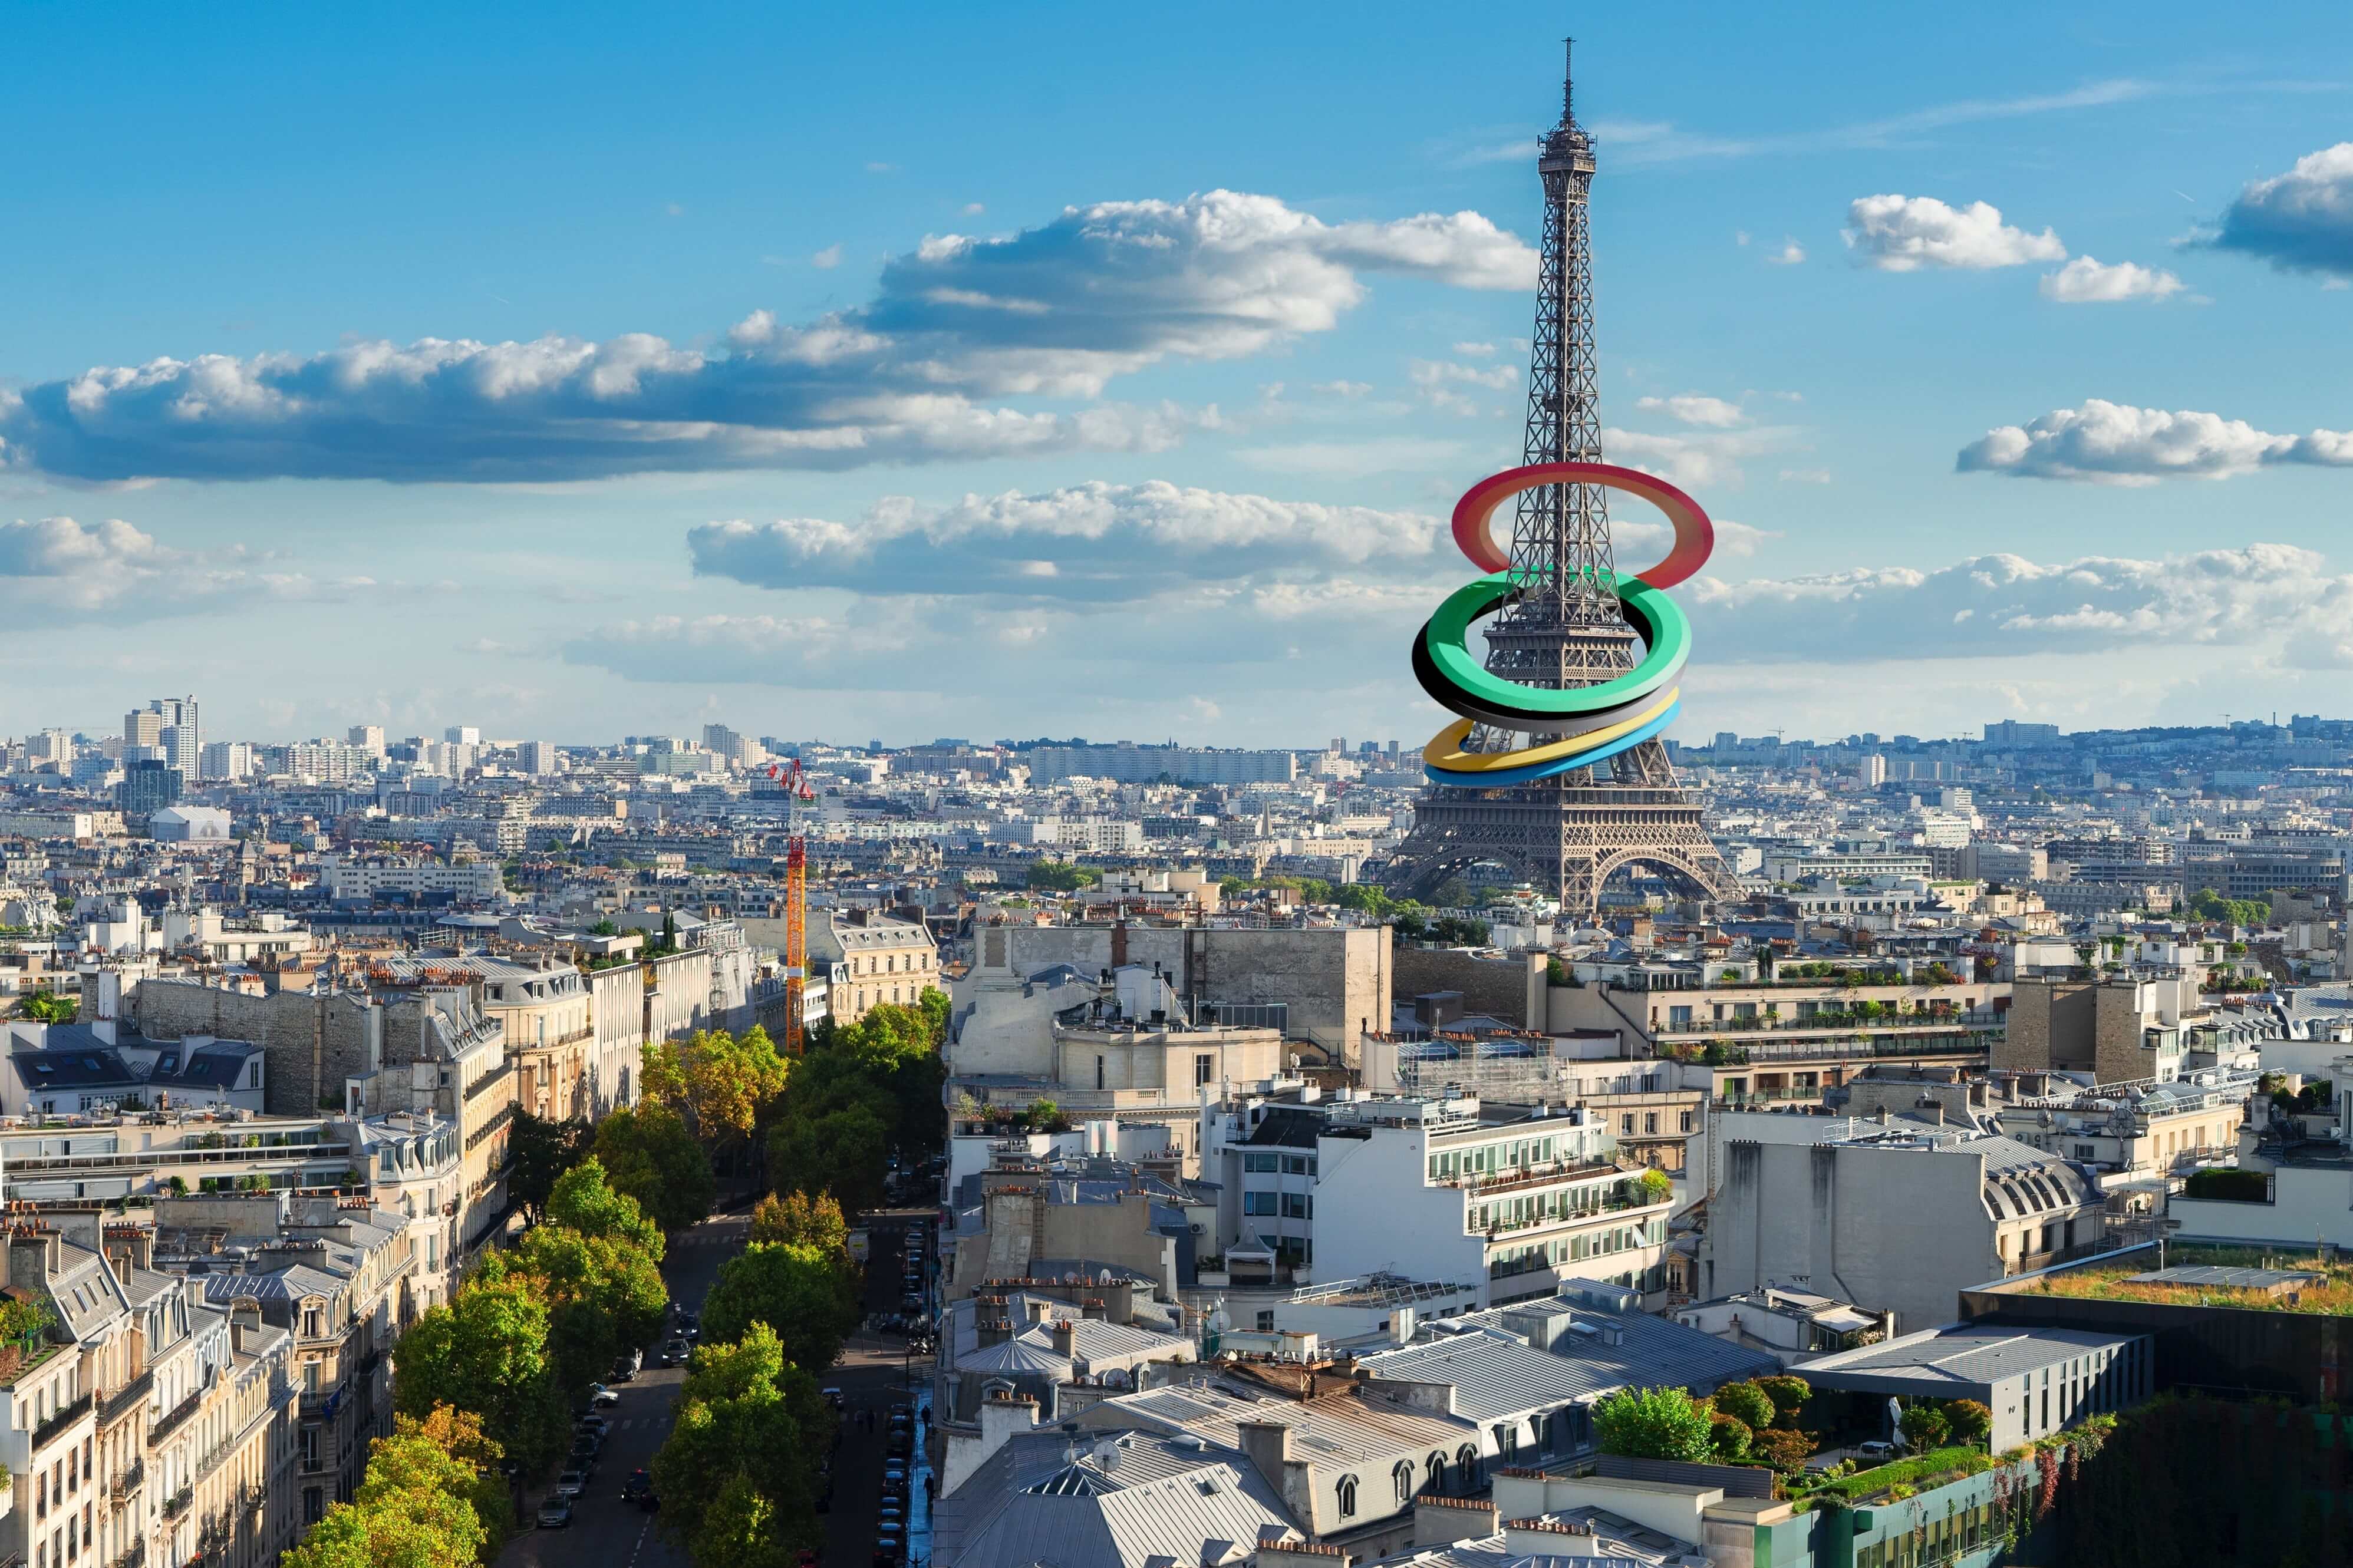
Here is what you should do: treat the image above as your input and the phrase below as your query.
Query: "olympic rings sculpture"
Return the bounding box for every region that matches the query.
[1416,461,1713,788]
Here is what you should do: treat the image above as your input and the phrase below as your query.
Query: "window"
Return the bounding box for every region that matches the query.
[1425,1453,1445,1494]
[1281,1193,1310,1219]
[1679,1110,1694,1133]
[1281,1154,1308,1176]
[1621,1114,1635,1135]
[1195,1053,1215,1086]
[1243,1192,1278,1216]
[1243,1152,1278,1173]
[1392,1460,1416,1503]
[1336,1474,1357,1517]
[1644,1113,1659,1135]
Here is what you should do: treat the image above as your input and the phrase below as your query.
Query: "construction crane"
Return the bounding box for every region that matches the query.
[762,758,818,1053]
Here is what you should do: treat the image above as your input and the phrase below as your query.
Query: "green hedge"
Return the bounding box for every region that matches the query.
[1806,1445,1993,1502]
[2183,1168,2270,1202]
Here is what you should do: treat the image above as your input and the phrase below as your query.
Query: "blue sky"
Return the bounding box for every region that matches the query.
[6,1,2353,747]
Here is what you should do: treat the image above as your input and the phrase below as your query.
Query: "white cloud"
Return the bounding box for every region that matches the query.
[1235,438,1469,478]
[1634,394,1746,430]
[0,515,376,621]
[1451,341,1497,356]
[1766,238,1807,265]
[1310,380,1372,398]
[687,480,1441,600]
[2038,255,2185,303]
[865,161,897,174]
[2200,142,2353,279]
[961,202,986,216]
[0,190,1534,484]
[1957,399,2353,483]
[1409,358,1515,416]
[1778,467,1833,484]
[811,244,844,269]
[1694,542,2353,667]
[1735,231,1751,247]
[1599,425,1801,488]
[1843,194,2066,271]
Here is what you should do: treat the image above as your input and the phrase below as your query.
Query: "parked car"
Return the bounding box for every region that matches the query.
[588,1384,621,1407]
[820,1387,846,1411]
[609,1358,638,1383]
[881,1464,908,1494]
[575,1415,611,1439]
[553,1470,589,1499]
[536,1500,574,1530]
[623,1469,659,1511]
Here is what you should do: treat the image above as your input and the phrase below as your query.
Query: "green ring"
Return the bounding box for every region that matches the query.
[1421,569,1691,721]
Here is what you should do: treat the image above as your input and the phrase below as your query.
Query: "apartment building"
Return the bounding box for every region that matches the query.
[1310,1097,1672,1309]
[151,1194,414,1526]
[1704,1124,2103,1333]
[1,1217,119,1568]
[811,909,939,1023]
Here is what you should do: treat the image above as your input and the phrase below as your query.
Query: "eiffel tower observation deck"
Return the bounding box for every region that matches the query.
[1381,42,1736,917]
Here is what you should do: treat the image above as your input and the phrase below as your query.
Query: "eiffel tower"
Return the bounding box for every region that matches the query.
[1382,42,1735,917]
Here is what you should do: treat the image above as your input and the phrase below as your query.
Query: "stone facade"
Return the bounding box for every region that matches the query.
[133,981,382,1117]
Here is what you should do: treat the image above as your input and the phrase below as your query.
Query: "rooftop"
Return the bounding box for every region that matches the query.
[1798,1322,2143,1391]
[1991,1243,2353,1315]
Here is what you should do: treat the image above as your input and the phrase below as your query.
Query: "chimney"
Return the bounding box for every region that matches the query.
[1876,1105,1892,1125]
[971,1391,1041,1469]
[1415,1495,1500,1549]
[104,1223,154,1275]
[1025,1298,1054,1325]
[1081,1298,1108,1321]
[8,1229,62,1294]
[1052,1321,1077,1359]
[1236,1420,1294,1493]
[1916,1099,1946,1126]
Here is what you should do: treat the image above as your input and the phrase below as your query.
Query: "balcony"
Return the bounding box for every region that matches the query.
[98,1368,155,1428]
[149,1387,203,1444]
[462,1061,515,1104]
[1655,1006,2003,1039]
[1471,1191,1665,1238]
[32,1389,93,1448]
[162,1486,193,1521]
[109,1458,145,1502]
[464,1101,516,1153]
[1432,1158,1624,1197]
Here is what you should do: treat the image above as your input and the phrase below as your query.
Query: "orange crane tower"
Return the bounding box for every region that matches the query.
[764,758,817,1052]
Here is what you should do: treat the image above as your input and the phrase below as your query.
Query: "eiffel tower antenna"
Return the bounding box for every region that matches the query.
[1379,42,1736,919]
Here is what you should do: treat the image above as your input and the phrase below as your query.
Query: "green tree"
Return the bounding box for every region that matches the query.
[767,1104,889,1216]
[1593,1387,1714,1462]
[1900,1401,1952,1451]
[701,1241,858,1372]
[1754,1375,1812,1429]
[1708,1409,1754,1461]
[18,991,76,1024]
[749,1190,848,1255]
[548,1157,666,1255]
[1712,1379,1775,1432]
[291,1407,512,1567]
[680,1026,791,1147]
[650,1323,829,1565]
[392,1277,566,1475]
[1945,1398,1993,1448]
[1025,860,1095,892]
[594,1102,716,1234]
[506,1110,593,1222]
[480,1163,669,1397]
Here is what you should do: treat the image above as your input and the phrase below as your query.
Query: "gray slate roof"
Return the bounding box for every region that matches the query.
[1798,1323,2141,1392]
[1359,1298,1777,1411]
[934,1429,1290,1568]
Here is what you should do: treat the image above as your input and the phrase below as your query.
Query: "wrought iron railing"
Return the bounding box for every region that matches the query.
[32,1390,93,1448]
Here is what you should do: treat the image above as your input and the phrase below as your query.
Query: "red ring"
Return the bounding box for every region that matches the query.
[1449,461,1714,589]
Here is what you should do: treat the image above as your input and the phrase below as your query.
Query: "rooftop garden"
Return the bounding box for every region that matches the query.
[2015,1244,2353,1315]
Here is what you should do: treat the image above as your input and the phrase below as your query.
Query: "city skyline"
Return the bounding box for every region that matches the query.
[8,3,2353,746]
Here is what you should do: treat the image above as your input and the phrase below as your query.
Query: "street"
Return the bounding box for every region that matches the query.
[495,1210,752,1568]
[819,1211,937,1568]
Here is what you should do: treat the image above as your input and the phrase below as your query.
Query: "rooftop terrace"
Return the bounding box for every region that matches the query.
[2003,1243,2352,1315]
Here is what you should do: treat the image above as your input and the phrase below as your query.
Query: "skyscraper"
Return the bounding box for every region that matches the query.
[1380,45,1734,916]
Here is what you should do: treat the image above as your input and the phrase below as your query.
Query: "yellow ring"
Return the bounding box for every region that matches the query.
[1421,685,1682,775]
